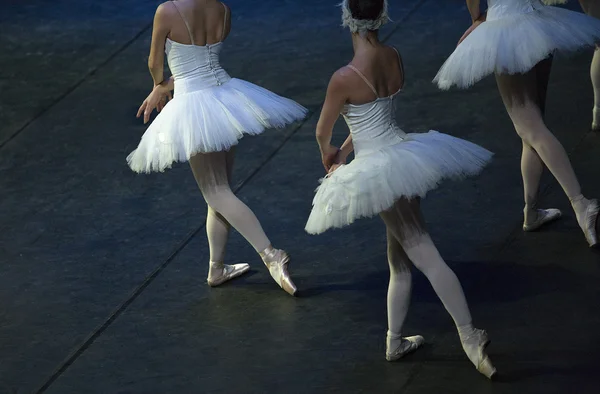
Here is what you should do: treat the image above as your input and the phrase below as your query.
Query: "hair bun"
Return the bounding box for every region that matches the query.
[340,0,390,37]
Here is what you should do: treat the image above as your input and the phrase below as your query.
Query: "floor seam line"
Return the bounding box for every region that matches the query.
[0,23,153,151]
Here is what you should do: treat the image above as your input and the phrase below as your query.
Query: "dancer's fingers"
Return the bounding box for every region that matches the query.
[137,101,147,118]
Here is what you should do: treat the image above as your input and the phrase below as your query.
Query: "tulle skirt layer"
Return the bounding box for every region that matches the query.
[127,78,307,173]
[305,131,493,234]
[434,5,600,89]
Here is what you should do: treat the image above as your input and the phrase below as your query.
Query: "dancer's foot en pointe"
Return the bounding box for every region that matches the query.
[260,246,297,296]
[207,261,250,287]
[571,195,599,248]
[459,325,497,380]
[385,332,425,361]
[523,206,562,232]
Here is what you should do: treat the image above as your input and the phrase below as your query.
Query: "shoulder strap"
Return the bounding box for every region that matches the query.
[171,1,195,45]
[392,47,405,89]
[346,65,379,98]
[220,2,228,41]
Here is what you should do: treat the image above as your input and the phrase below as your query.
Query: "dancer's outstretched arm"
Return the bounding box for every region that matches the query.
[316,69,350,171]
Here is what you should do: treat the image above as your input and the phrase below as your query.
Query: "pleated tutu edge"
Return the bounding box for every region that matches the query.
[127,78,307,173]
[434,5,600,90]
[305,131,493,234]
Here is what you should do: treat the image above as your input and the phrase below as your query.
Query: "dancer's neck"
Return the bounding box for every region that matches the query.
[352,30,381,53]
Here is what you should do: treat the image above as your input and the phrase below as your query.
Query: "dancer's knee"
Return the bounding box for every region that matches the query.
[202,186,234,212]
[513,114,548,147]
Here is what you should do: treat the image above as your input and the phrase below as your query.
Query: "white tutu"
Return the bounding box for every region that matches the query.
[434,4,600,90]
[127,78,307,173]
[305,131,493,234]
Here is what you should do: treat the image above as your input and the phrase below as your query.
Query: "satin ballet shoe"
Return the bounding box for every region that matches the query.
[207,261,250,287]
[385,334,425,362]
[260,247,297,296]
[522,208,562,232]
[580,199,599,248]
[461,329,497,379]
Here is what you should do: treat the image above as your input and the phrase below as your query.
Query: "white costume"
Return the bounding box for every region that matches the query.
[127,4,306,173]
[435,0,600,89]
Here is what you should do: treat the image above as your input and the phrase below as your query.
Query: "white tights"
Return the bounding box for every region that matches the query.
[379,199,473,340]
[190,149,271,264]
[495,60,592,227]
[580,0,600,124]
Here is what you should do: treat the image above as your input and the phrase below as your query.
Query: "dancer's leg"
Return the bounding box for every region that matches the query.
[190,150,271,253]
[379,199,472,329]
[590,47,600,129]
[205,148,236,264]
[521,58,562,228]
[381,227,424,360]
[380,199,495,377]
[190,150,297,294]
[384,227,413,338]
[581,0,600,128]
[495,66,594,228]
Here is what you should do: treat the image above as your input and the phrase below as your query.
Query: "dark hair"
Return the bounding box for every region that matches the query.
[348,0,384,20]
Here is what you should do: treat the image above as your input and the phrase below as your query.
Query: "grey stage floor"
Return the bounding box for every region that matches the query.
[1,0,600,393]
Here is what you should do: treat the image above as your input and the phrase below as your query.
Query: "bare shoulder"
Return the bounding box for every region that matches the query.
[385,45,402,61]
[330,66,357,88]
[155,1,177,21]
[157,1,176,15]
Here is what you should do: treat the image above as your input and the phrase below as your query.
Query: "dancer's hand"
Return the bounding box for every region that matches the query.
[328,150,348,174]
[137,83,173,124]
[458,13,486,46]
[320,144,340,172]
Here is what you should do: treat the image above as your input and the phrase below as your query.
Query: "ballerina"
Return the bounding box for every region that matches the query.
[127,0,307,295]
[305,0,496,379]
[435,0,600,247]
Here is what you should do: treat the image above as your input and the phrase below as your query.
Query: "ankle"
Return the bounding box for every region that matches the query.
[386,330,402,340]
[457,323,476,341]
[523,204,538,223]
[386,330,402,349]
[570,195,589,215]
[208,260,225,277]
[259,245,275,260]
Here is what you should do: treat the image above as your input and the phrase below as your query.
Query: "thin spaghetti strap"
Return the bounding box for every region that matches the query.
[391,47,405,89]
[220,2,228,42]
[171,1,195,45]
[347,65,379,98]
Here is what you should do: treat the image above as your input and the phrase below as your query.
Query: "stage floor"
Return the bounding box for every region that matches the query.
[1,1,599,393]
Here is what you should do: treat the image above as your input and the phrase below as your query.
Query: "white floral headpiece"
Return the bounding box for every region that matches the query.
[340,0,390,37]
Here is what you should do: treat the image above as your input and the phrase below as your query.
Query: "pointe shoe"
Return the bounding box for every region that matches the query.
[580,199,599,248]
[386,335,425,362]
[461,329,497,379]
[523,208,562,232]
[260,247,297,296]
[207,261,250,287]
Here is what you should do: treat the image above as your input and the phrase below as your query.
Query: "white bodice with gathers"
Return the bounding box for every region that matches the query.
[342,92,407,157]
[486,0,545,20]
[166,39,231,96]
